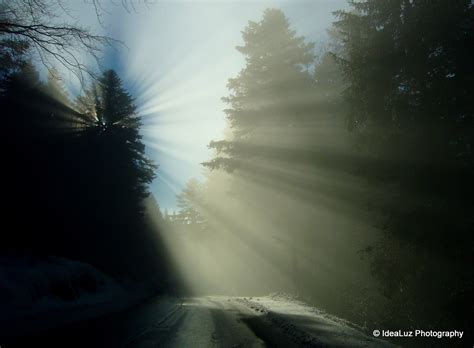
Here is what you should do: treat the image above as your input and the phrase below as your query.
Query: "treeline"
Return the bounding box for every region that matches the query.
[173,2,473,337]
[0,40,166,283]
[333,0,474,333]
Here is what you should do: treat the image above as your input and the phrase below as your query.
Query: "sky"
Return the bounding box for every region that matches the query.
[68,0,348,212]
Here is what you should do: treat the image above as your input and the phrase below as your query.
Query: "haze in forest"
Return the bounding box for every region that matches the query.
[0,1,472,346]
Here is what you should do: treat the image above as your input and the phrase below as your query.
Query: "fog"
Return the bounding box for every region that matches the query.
[1,0,472,345]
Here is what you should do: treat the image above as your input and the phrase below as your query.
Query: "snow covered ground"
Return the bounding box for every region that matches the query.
[0,269,396,348]
[238,294,395,347]
[0,256,149,338]
[0,292,397,347]
[124,295,395,347]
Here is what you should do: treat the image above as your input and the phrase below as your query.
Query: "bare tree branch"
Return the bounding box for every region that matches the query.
[0,0,122,85]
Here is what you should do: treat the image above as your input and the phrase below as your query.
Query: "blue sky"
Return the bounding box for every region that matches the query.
[67,0,348,212]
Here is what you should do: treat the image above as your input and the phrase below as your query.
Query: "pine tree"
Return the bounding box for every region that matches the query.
[98,70,137,127]
[176,178,204,225]
[45,68,71,106]
[79,70,156,210]
[203,9,316,172]
[69,69,158,276]
[334,0,474,331]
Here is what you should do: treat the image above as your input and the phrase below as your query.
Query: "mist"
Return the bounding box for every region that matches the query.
[0,1,472,347]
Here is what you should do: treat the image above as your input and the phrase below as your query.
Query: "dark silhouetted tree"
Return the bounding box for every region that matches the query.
[0,64,161,281]
[86,69,156,199]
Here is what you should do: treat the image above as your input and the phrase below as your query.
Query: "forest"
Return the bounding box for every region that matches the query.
[0,1,473,347]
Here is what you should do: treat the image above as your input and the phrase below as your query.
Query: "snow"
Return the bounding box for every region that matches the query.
[0,289,397,346]
[0,259,396,347]
[130,295,396,347]
[239,294,395,347]
[0,255,147,338]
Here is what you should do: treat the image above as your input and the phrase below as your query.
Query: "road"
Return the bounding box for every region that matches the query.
[3,296,393,347]
[125,297,297,348]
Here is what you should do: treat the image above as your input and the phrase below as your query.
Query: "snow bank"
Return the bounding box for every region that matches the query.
[0,255,140,337]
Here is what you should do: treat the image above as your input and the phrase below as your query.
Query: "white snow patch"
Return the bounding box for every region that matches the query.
[240,294,396,347]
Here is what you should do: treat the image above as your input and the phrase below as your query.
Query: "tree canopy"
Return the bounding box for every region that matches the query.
[0,64,160,279]
[333,0,474,331]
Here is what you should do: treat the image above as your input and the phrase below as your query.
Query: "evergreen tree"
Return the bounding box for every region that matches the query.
[199,8,366,321]
[70,70,158,278]
[334,0,474,331]
[79,69,156,213]
[45,68,71,106]
[1,65,160,279]
[0,39,29,91]
[176,178,205,225]
[203,8,316,172]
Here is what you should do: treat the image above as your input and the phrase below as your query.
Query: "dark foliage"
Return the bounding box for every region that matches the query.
[334,0,474,332]
[0,51,161,280]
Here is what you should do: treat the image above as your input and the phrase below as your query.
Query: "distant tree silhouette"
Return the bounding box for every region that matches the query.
[45,69,71,106]
[0,39,28,89]
[203,8,316,172]
[176,178,205,225]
